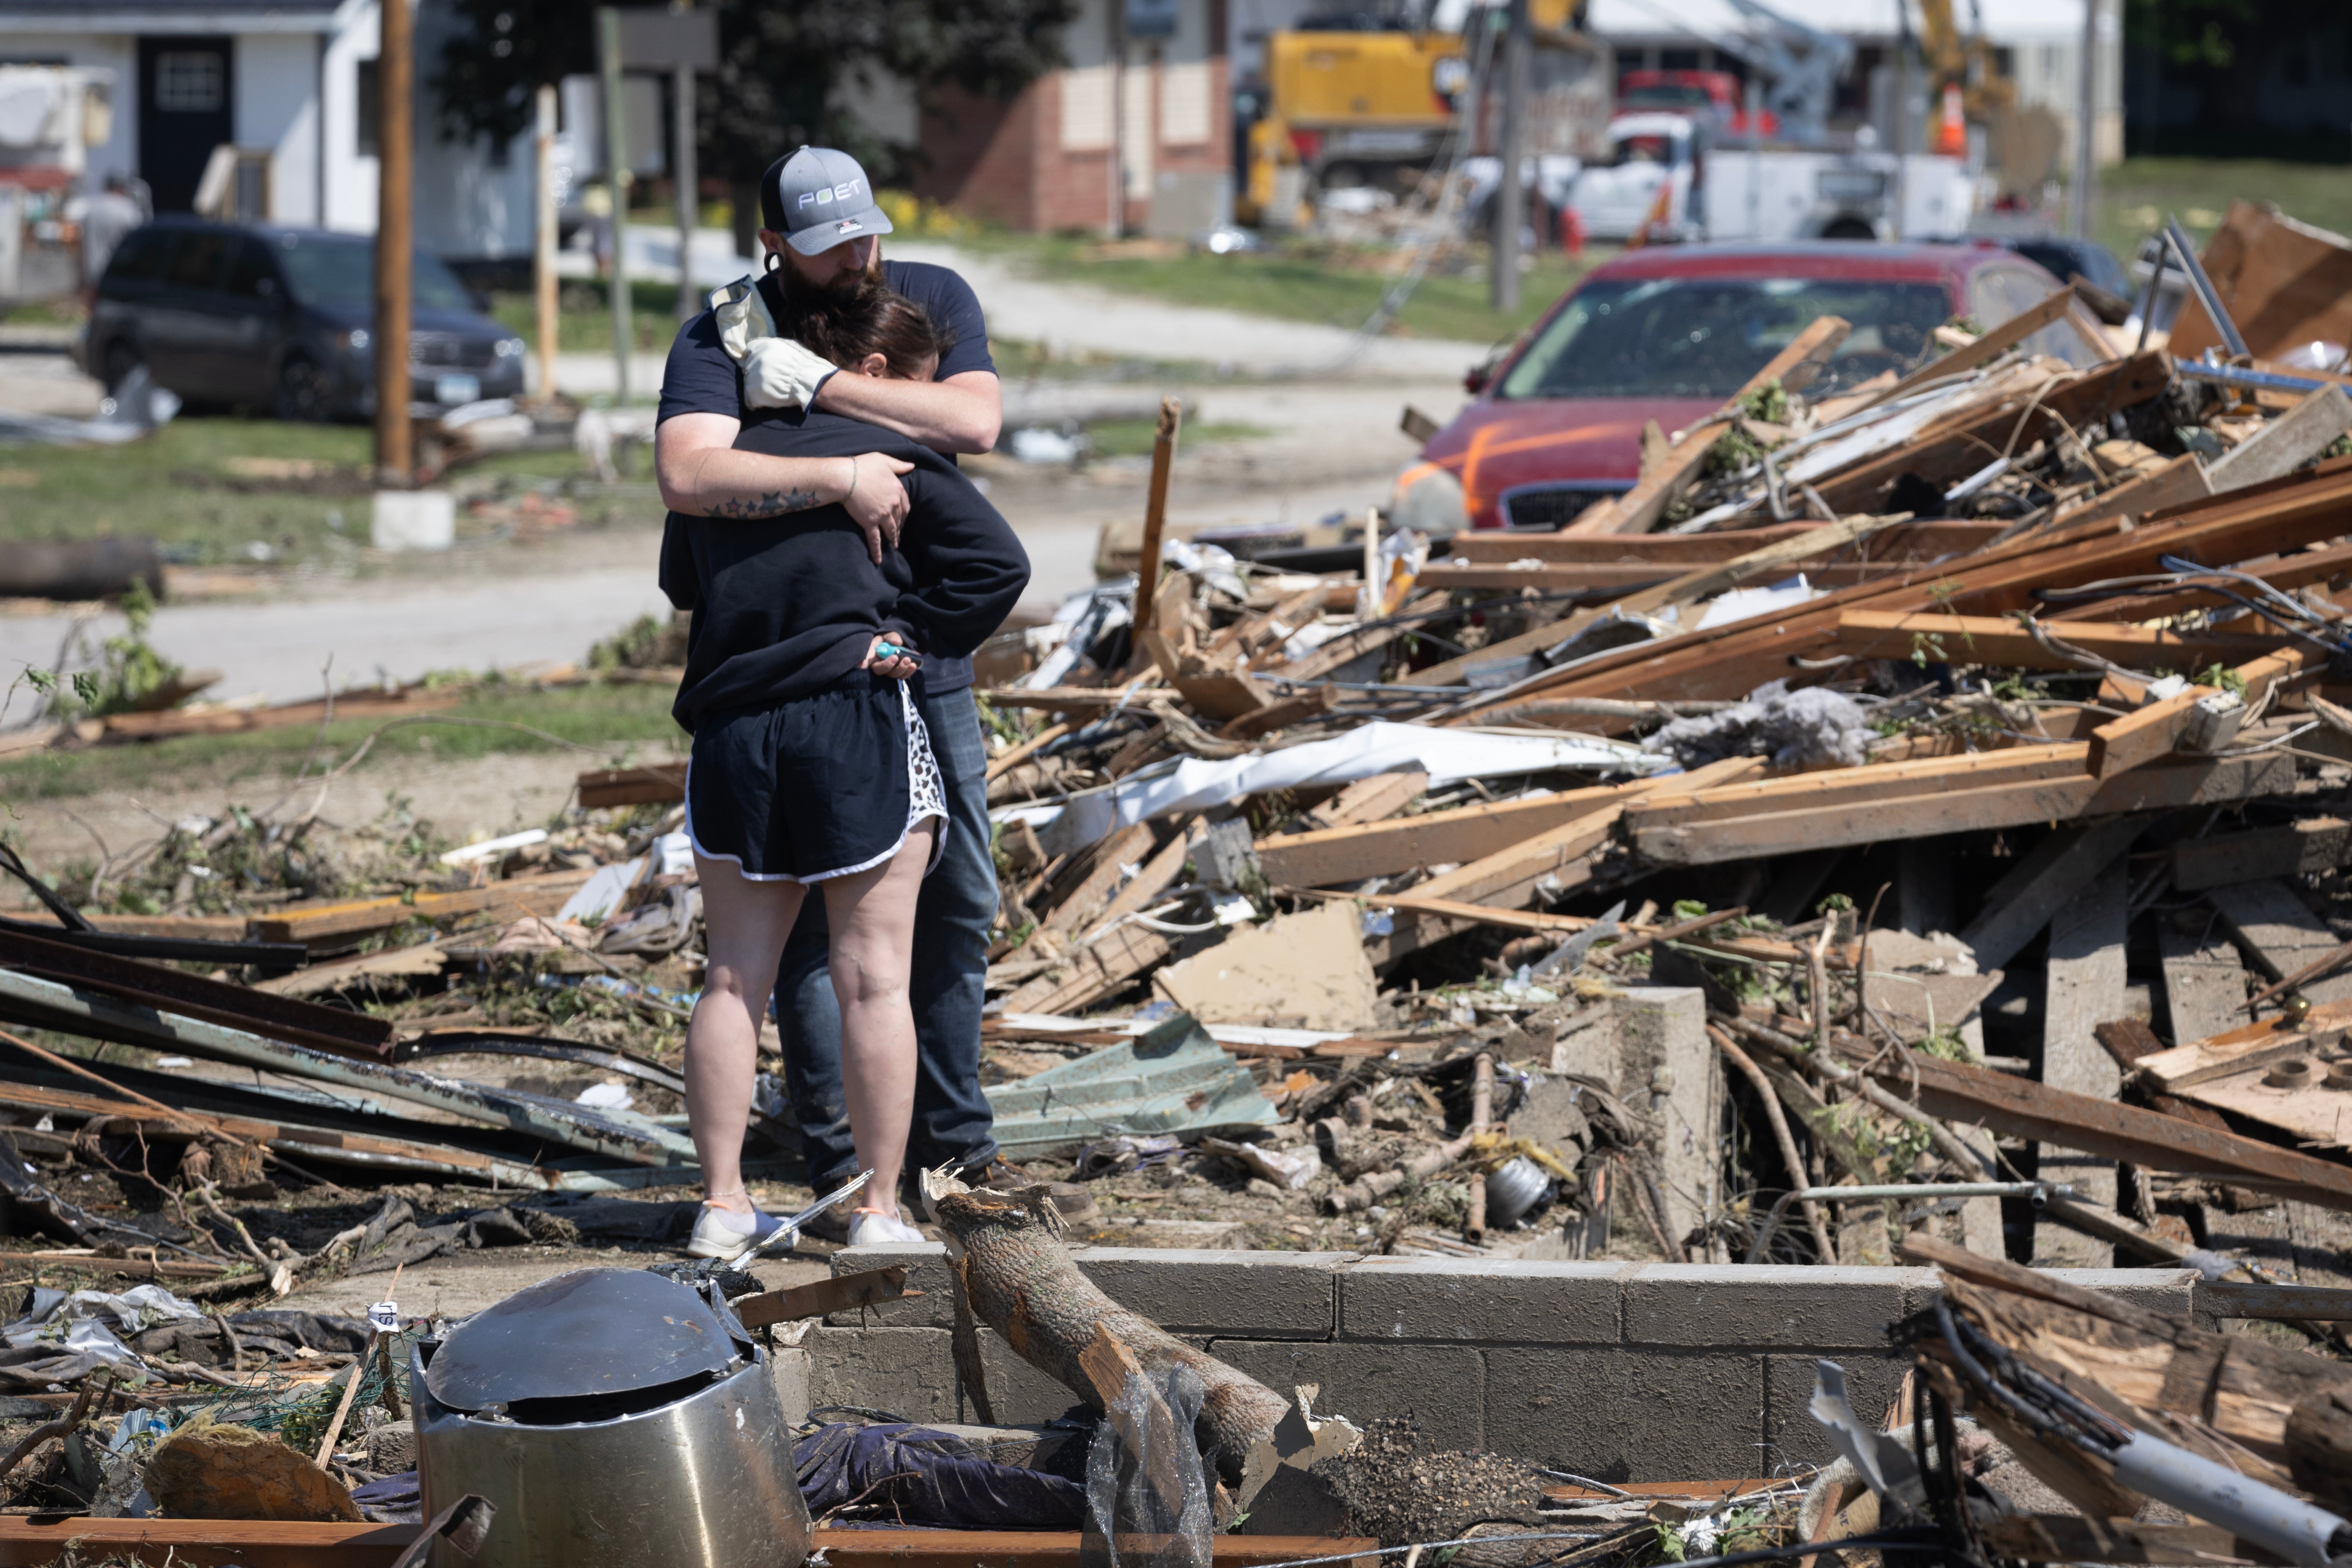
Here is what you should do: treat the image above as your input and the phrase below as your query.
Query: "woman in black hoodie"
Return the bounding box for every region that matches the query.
[662,294,1029,1255]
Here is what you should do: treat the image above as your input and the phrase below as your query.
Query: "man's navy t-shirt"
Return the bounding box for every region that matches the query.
[655,258,996,694]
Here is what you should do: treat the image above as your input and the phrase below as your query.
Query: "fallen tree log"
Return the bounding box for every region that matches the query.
[924,1180,1288,1485]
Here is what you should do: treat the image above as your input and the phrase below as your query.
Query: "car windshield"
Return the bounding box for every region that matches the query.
[1496,276,1951,401]
[272,236,475,312]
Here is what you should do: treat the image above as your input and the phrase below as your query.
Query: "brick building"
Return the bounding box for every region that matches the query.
[894,0,1233,236]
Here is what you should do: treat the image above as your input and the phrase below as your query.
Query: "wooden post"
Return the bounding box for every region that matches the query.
[597,7,633,404]
[532,84,558,406]
[1360,505,1380,622]
[1468,1050,1494,1240]
[372,0,413,485]
[673,55,697,324]
[1130,396,1182,650]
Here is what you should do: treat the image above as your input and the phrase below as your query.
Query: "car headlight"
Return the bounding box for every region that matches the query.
[343,328,370,351]
[495,337,525,358]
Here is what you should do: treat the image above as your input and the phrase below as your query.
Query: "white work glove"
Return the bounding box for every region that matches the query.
[741,336,838,411]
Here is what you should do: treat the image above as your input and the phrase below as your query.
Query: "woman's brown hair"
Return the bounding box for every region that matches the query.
[779,285,953,380]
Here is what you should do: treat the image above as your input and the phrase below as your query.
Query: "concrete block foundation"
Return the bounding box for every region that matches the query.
[813,1244,2209,1479]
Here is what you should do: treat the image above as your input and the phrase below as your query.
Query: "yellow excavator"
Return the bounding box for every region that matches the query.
[1238,1,1590,228]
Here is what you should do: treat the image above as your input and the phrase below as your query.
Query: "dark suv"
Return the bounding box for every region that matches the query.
[80,218,526,421]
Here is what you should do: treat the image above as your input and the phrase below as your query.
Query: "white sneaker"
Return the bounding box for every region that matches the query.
[687,1202,792,1261]
[846,1208,926,1246]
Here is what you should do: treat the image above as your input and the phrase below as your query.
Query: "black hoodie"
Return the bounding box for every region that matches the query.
[659,409,1029,730]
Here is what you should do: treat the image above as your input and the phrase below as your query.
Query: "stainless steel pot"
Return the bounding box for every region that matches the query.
[413,1269,810,1568]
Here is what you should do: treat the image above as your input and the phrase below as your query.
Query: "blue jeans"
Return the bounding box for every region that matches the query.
[773,683,1000,1187]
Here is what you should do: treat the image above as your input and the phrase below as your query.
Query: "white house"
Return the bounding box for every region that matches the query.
[0,0,536,263]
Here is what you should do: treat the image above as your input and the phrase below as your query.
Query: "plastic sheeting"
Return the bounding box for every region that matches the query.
[1002,720,1662,857]
[795,1423,1086,1528]
[0,1283,203,1390]
[1082,1365,1214,1568]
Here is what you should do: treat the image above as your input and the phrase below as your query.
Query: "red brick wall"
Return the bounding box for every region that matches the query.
[914,40,1231,233]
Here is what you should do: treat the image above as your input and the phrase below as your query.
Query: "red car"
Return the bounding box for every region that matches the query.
[1396,241,2099,533]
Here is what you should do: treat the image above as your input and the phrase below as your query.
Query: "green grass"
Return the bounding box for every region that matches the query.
[0,416,612,566]
[2094,157,2352,270]
[1085,418,1274,456]
[0,680,682,804]
[946,228,1598,347]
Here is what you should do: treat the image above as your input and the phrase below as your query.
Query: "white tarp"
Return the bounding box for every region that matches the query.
[998,720,1664,857]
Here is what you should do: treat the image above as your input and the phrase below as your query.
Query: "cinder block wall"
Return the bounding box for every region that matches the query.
[780,1246,2199,1481]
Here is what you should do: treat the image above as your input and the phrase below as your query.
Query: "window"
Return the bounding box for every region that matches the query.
[356,59,379,156]
[163,229,232,290]
[272,234,475,311]
[102,227,167,285]
[153,51,225,113]
[1497,276,1952,401]
[224,238,278,299]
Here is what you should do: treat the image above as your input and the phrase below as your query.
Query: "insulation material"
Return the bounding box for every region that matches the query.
[1642,679,1873,770]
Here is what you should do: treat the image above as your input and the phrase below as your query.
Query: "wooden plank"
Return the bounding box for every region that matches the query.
[2209,384,2352,491]
[1814,352,2175,516]
[1167,668,1272,721]
[251,942,446,998]
[97,685,465,743]
[1887,1047,2352,1209]
[1628,753,2293,866]
[1956,816,2148,972]
[1399,612,1583,690]
[1567,315,1853,535]
[1493,450,2352,720]
[2050,452,2212,530]
[1082,820,1199,937]
[1281,590,1447,682]
[1830,610,2286,672]
[2170,200,2352,361]
[981,687,1173,716]
[1424,559,1953,593]
[2205,879,2352,1005]
[2200,1280,2352,1320]
[2084,647,2310,779]
[78,912,252,942]
[1041,823,1161,936]
[0,1520,1378,1568]
[1304,770,1427,829]
[2176,817,2352,892]
[251,869,595,946]
[1866,283,2085,407]
[739,1264,911,1328]
[1003,922,1174,1016]
[2036,862,2127,1265]
[576,761,687,809]
[1256,782,1631,889]
[1629,744,2094,833]
[2157,921,2249,1048]
[1290,887,1594,934]
[1444,524,1820,561]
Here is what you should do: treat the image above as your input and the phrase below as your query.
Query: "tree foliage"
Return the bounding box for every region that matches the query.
[431,0,1074,194]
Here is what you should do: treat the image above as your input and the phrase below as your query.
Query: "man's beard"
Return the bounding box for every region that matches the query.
[779,252,885,303]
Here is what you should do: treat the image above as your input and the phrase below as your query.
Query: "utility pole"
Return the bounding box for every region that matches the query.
[1488,0,1529,312]
[597,6,633,404]
[533,83,559,405]
[1106,2,1126,239]
[2071,0,2098,239]
[671,3,698,323]
[373,0,413,485]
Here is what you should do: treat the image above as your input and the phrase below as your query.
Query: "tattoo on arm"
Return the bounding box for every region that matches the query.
[707,488,821,519]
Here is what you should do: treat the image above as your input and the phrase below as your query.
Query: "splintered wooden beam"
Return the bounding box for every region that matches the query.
[1884,1048,2352,1209]
[1829,610,2288,671]
[1627,754,2292,866]
[252,869,595,946]
[735,1265,912,1329]
[1863,283,2085,408]
[2087,648,2312,777]
[1568,315,1852,535]
[576,762,687,808]
[1256,780,1630,888]
[2174,817,2352,892]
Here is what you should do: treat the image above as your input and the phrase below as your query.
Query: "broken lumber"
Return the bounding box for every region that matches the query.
[575,762,688,809]
[1829,611,2286,673]
[251,869,595,947]
[1876,1048,2352,1210]
[2087,648,2312,777]
[1256,780,1631,889]
[738,1265,912,1330]
[2175,817,2352,892]
[1866,284,2087,407]
[1568,315,1852,535]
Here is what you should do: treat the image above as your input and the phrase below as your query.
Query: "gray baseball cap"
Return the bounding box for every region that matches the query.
[760,146,895,257]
